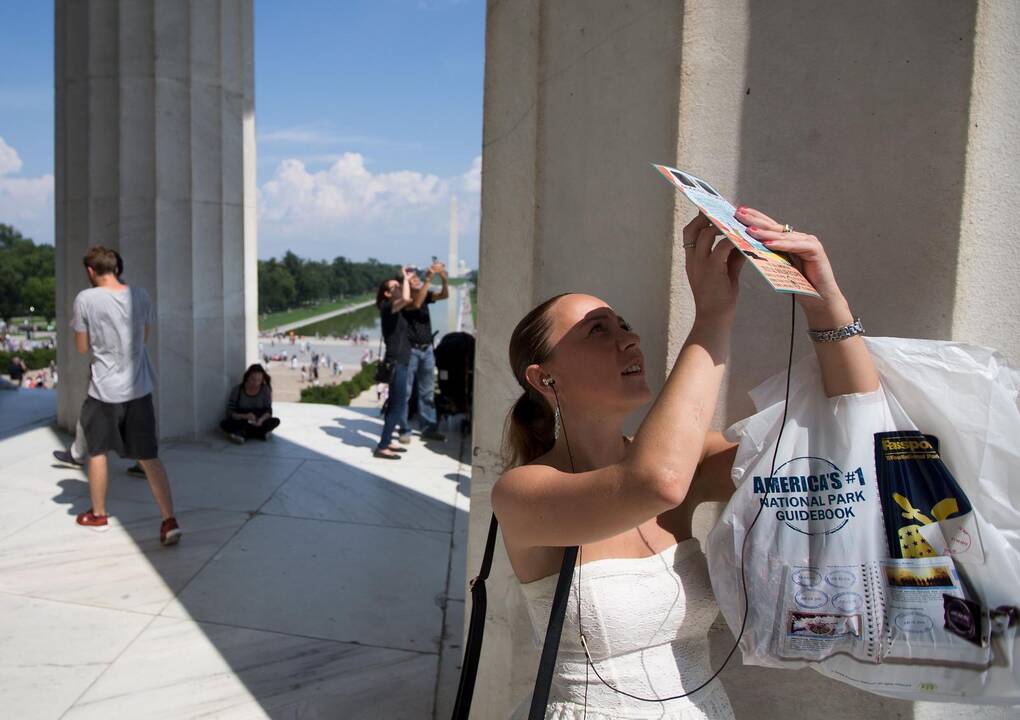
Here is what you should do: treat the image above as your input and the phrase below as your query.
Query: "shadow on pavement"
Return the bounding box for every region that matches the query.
[0,395,470,719]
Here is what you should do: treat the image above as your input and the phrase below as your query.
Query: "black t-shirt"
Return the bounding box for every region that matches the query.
[380,300,410,363]
[403,291,436,347]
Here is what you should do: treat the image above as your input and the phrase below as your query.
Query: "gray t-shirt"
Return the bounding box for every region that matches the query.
[71,285,157,403]
[226,383,273,417]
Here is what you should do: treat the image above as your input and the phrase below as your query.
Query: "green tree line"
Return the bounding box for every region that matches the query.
[258,251,401,315]
[0,224,405,321]
[0,224,55,321]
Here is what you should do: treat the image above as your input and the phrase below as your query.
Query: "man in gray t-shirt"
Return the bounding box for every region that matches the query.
[70,246,181,546]
[71,284,157,403]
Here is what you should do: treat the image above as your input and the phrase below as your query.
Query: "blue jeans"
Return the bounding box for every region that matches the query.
[400,345,438,434]
[377,361,410,452]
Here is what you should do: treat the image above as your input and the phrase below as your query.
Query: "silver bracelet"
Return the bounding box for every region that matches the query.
[807,318,864,343]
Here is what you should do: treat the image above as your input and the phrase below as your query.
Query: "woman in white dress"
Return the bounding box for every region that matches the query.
[494,209,880,719]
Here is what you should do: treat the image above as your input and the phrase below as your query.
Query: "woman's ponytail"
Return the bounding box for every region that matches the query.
[501,293,571,470]
[502,389,556,470]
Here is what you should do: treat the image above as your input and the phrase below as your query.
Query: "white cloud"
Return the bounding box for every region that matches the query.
[0,137,23,176]
[462,154,481,193]
[259,152,446,223]
[257,152,481,267]
[0,136,54,243]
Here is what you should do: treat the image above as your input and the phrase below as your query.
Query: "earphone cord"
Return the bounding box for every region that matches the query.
[551,294,795,708]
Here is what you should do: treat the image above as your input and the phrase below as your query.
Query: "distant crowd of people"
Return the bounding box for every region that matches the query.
[1,333,54,354]
[4,356,56,389]
[3,331,57,389]
[258,347,349,386]
[264,330,370,345]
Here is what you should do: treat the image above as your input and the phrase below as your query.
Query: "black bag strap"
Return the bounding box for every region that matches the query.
[451,513,577,720]
[527,546,577,720]
[451,513,499,719]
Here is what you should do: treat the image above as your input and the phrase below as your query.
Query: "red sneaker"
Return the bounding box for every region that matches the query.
[76,509,109,532]
[160,517,182,546]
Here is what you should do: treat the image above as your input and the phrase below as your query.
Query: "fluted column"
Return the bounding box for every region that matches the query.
[55,0,258,438]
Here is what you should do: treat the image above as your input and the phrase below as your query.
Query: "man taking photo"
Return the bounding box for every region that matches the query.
[398,260,449,443]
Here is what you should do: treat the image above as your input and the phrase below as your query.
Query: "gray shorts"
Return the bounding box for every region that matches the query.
[80,393,158,460]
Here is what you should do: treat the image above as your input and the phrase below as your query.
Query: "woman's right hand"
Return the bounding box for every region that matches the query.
[683,214,745,322]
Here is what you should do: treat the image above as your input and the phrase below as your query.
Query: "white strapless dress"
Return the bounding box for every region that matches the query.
[513,538,735,720]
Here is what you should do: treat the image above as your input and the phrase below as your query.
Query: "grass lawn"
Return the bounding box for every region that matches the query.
[258,292,374,331]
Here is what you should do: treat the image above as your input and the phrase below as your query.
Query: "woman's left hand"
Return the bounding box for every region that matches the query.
[738,207,879,395]
[736,206,850,320]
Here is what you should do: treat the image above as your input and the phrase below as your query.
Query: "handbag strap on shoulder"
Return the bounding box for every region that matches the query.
[451,514,499,719]
[528,546,577,720]
[451,514,577,720]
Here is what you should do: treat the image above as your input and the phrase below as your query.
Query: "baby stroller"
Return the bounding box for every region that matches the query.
[434,331,475,433]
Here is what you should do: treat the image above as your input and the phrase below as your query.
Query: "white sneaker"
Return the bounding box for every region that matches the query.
[228,433,245,445]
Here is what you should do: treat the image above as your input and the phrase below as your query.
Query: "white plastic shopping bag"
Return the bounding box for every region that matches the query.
[707,337,1020,703]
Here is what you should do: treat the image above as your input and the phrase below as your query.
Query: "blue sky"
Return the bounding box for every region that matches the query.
[0,1,484,268]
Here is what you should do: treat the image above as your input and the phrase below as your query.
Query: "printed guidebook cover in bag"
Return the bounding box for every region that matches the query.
[874,431,981,565]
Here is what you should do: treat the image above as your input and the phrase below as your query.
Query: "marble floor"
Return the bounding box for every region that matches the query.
[0,389,470,719]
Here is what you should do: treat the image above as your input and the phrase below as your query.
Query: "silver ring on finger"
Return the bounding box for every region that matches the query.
[782,223,793,234]
[683,242,697,249]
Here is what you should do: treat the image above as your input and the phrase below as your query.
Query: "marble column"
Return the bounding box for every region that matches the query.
[55,0,258,439]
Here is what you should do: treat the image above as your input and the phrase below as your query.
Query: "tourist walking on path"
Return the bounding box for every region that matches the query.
[70,246,181,546]
[54,251,144,478]
[373,268,415,459]
[220,363,280,443]
[397,261,448,443]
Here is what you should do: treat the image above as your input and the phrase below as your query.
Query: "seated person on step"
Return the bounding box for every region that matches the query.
[221,363,280,444]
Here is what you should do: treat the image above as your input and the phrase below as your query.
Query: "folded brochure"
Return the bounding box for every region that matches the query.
[652,164,820,298]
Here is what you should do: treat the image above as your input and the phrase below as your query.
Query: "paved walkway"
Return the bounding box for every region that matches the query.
[255,338,379,402]
[268,300,377,334]
[0,382,57,437]
[0,390,469,719]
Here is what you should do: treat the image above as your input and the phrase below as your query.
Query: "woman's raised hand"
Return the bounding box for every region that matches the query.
[682,213,746,322]
[737,207,850,321]
[737,206,877,395]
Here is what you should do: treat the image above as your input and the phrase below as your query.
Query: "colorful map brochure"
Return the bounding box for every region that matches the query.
[652,164,820,298]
